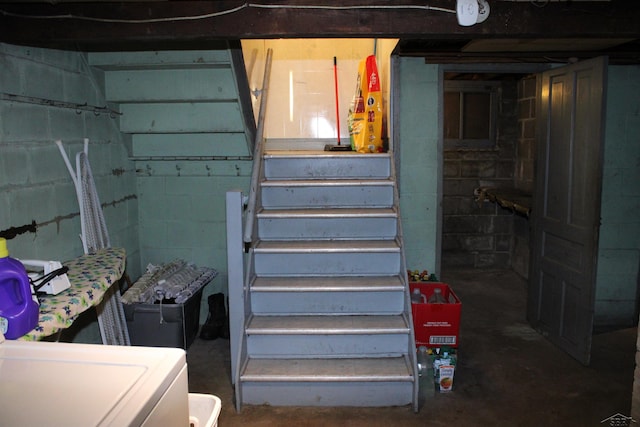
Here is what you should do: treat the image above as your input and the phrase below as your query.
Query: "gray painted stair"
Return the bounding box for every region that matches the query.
[241,357,413,407]
[257,208,398,240]
[238,149,417,409]
[249,275,405,314]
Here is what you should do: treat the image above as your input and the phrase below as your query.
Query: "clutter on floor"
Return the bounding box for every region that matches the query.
[409,270,462,399]
[122,260,217,349]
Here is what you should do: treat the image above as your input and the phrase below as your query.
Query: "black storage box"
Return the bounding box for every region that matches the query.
[124,287,203,350]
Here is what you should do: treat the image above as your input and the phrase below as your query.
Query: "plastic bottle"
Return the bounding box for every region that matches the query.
[417,346,435,402]
[428,287,446,304]
[411,288,427,304]
[0,238,39,339]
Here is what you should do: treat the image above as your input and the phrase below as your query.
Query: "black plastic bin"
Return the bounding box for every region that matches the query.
[124,287,203,350]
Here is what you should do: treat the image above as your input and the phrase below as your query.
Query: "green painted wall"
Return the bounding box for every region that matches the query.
[595,65,640,328]
[0,43,139,273]
[396,58,441,277]
[0,43,139,342]
[134,160,251,306]
[5,42,635,337]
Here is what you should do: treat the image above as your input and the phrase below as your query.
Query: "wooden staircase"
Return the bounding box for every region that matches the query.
[236,149,418,410]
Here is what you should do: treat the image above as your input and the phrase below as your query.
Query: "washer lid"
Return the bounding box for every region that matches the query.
[0,340,186,427]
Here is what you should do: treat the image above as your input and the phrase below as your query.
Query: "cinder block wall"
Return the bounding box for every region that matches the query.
[515,76,537,193]
[0,43,139,276]
[511,75,537,280]
[135,162,251,293]
[397,58,440,277]
[442,79,519,269]
[0,43,139,342]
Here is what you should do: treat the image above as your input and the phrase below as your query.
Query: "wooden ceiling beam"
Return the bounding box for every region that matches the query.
[0,1,639,50]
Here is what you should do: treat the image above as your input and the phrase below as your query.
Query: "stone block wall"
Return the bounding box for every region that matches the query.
[515,76,537,193]
[511,75,537,280]
[442,79,519,269]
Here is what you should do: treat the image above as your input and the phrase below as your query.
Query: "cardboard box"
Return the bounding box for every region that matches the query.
[410,282,461,348]
[124,287,203,350]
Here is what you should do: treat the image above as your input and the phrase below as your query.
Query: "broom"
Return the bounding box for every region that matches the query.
[324,56,351,151]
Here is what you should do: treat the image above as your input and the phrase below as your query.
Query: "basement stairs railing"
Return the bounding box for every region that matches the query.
[226,49,419,412]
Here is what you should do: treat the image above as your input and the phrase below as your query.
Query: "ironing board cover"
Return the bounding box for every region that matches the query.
[19,247,126,341]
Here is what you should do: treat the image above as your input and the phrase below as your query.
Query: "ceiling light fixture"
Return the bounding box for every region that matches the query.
[456,0,490,26]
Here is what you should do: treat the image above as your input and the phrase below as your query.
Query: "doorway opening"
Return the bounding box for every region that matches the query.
[439,66,543,280]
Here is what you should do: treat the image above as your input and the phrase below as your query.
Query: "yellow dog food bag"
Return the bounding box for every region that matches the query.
[349,55,384,153]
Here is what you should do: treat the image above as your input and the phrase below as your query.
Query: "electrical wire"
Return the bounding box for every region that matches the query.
[530,0,549,8]
[0,2,456,24]
[0,3,247,23]
[248,3,455,14]
[30,266,69,293]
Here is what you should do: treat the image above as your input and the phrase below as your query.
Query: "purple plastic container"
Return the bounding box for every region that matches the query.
[0,238,39,339]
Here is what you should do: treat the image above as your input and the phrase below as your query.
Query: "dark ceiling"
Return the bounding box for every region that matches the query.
[0,1,639,64]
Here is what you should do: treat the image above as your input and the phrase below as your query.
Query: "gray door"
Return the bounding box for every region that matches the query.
[528,57,607,365]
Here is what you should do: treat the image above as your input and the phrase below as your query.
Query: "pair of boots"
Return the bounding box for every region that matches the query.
[200,293,229,340]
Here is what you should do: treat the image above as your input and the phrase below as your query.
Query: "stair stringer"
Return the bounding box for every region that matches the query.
[389,150,420,413]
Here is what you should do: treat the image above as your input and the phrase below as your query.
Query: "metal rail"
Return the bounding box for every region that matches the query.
[243,47,273,247]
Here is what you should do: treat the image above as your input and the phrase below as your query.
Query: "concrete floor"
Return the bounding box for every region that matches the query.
[186,268,636,426]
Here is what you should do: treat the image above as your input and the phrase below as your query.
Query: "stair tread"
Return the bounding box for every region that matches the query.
[257,207,397,218]
[242,356,412,382]
[264,150,391,158]
[247,314,409,334]
[255,239,399,252]
[252,275,404,291]
[261,178,393,186]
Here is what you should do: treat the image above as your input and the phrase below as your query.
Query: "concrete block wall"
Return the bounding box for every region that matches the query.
[396,58,440,276]
[511,75,537,280]
[0,43,139,276]
[442,79,519,269]
[0,43,139,343]
[595,65,640,329]
[515,76,537,193]
[135,160,251,305]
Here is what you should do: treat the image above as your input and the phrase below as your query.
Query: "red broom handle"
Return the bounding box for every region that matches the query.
[333,56,341,145]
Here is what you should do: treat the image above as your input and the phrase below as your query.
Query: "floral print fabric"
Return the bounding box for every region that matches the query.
[19,247,126,341]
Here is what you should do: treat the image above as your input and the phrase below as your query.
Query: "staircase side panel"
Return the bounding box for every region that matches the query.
[119,102,244,133]
[88,49,231,69]
[132,133,250,157]
[105,68,237,102]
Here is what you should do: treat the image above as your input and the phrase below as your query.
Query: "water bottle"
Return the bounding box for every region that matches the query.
[411,288,427,304]
[0,238,39,339]
[428,287,446,304]
[417,346,435,402]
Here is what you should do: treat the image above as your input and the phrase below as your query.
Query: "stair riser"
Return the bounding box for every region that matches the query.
[241,382,413,407]
[247,334,410,356]
[257,217,397,240]
[253,252,401,276]
[251,291,404,314]
[264,156,390,180]
[260,185,393,208]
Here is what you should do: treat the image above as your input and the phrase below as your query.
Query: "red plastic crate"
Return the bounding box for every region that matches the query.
[409,282,461,348]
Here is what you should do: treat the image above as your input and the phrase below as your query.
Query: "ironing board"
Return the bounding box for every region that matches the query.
[19,247,126,342]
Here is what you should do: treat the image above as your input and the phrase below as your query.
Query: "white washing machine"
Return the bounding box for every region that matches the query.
[0,337,190,426]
